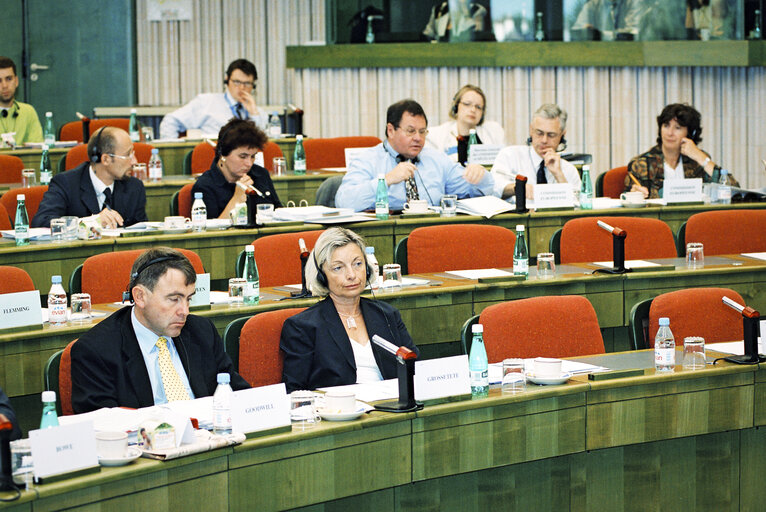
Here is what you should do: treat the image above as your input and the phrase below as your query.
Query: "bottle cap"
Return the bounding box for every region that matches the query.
[130,108,137,114]
[472,324,483,333]
[194,192,203,199]
[245,244,254,252]
[46,111,52,117]
[469,128,476,134]
[377,173,385,179]
[51,275,62,284]
[516,224,525,231]
[721,169,728,175]
[217,373,230,384]
[151,148,159,154]
[365,246,374,254]
[42,144,49,151]
[659,317,669,326]
[42,390,56,402]
[17,194,25,200]
[296,134,303,140]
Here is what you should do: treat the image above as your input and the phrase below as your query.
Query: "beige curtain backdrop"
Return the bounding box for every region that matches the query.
[136,0,766,189]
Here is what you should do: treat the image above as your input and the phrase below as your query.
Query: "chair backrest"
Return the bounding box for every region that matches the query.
[0,185,48,220]
[559,216,677,264]
[405,224,516,274]
[177,183,194,218]
[262,141,284,171]
[685,210,766,255]
[58,118,134,143]
[64,142,155,171]
[0,202,11,230]
[249,230,324,287]
[648,287,745,344]
[44,339,77,416]
[303,136,381,170]
[191,142,216,175]
[78,248,205,303]
[603,166,628,199]
[477,296,605,361]
[0,154,24,183]
[0,266,35,294]
[236,308,306,387]
[315,174,344,207]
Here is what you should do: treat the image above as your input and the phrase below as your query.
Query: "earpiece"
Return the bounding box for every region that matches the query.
[122,255,182,303]
[526,136,532,145]
[90,127,105,164]
[313,248,373,288]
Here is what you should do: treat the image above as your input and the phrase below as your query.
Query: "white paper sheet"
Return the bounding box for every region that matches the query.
[592,260,661,269]
[445,268,514,280]
[741,252,766,261]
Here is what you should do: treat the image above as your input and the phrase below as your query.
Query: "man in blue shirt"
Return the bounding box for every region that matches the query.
[335,99,495,212]
[159,59,268,139]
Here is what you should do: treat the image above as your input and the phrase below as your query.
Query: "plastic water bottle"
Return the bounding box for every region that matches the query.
[212,373,233,435]
[243,245,260,305]
[469,324,489,397]
[513,225,529,277]
[39,391,59,429]
[39,144,52,185]
[48,275,68,325]
[148,148,163,182]
[467,128,478,163]
[43,111,55,145]
[191,192,207,232]
[580,165,593,210]
[365,246,379,289]
[14,194,29,247]
[293,135,306,175]
[128,108,140,142]
[717,169,732,205]
[375,174,389,220]
[654,317,676,372]
[534,11,545,41]
[268,112,281,138]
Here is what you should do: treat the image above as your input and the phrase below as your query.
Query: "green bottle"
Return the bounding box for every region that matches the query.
[14,194,29,247]
[128,108,140,142]
[39,144,52,185]
[580,165,593,210]
[293,135,306,175]
[467,128,478,164]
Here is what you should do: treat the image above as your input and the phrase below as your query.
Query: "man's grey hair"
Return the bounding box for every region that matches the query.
[306,227,369,297]
[533,103,567,132]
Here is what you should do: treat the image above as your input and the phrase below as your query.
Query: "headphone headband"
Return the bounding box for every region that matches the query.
[90,127,106,163]
[122,255,184,302]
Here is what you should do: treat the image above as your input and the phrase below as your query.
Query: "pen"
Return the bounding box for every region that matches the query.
[236,181,266,198]
[628,172,641,187]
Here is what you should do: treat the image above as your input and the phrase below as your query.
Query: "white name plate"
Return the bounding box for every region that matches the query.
[189,273,210,307]
[664,178,702,203]
[467,144,502,166]
[0,290,43,330]
[232,383,291,434]
[29,421,98,479]
[534,183,575,209]
[414,355,470,401]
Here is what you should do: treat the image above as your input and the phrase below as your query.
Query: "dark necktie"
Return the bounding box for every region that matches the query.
[103,187,113,209]
[536,160,547,185]
[397,154,420,201]
[235,103,246,120]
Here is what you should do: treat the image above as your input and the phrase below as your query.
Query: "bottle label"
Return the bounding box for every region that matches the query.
[375,202,389,219]
[149,163,162,180]
[513,258,528,275]
[244,281,259,302]
[655,347,675,367]
[49,303,67,323]
[718,186,731,202]
[40,171,52,185]
[294,159,306,172]
[213,409,231,429]
[470,369,488,384]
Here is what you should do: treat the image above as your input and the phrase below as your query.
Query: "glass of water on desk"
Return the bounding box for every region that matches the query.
[683,337,705,370]
[70,293,92,323]
[381,264,402,292]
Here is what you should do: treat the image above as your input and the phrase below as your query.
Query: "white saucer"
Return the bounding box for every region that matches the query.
[98,447,142,467]
[526,372,572,385]
[318,408,366,421]
[620,200,647,208]
[163,227,192,234]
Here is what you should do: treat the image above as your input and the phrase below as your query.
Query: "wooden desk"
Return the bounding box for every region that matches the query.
[2,352,764,511]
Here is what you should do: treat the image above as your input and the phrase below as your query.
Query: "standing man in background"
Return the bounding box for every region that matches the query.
[0,56,43,146]
[159,59,268,139]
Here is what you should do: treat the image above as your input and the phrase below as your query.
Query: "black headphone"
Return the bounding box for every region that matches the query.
[527,135,567,152]
[89,127,106,163]
[1,109,19,118]
[313,247,374,288]
[1,102,20,118]
[122,255,183,303]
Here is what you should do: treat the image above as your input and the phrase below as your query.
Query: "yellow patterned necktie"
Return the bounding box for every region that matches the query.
[156,336,191,402]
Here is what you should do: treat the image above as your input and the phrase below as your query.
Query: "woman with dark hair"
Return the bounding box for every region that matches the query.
[625,103,737,199]
[191,118,281,219]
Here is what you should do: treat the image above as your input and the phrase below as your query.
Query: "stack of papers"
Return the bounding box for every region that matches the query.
[1,228,51,241]
[456,196,515,218]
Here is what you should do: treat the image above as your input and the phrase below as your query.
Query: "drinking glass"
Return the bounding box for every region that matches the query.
[683,336,706,370]
[440,194,458,217]
[70,293,92,323]
[381,263,402,292]
[256,203,275,224]
[228,278,246,305]
[140,126,154,141]
[62,216,79,240]
[502,358,526,393]
[21,168,36,187]
[10,439,34,487]
[132,163,148,181]
[290,390,321,430]
[536,252,556,279]
[686,242,704,269]
[272,157,287,176]
[50,218,66,241]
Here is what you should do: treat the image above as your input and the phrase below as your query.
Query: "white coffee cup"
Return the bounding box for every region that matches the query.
[620,191,644,204]
[163,216,191,230]
[324,391,356,413]
[403,199,429,214]
[534,357,562,378]
[95,431,128,459]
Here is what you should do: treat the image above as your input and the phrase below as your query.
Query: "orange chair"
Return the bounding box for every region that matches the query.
[239,230,325,287]
[463,296,605,360]
[72,248,205,304]
[684,210,766,256]
[262,141,284,172]
[558,216,677,264]
[395,224,516,275]
[226,308,306,387]
[0,202,11,230]
[177,183,194,218]
[0,185,48,221]
[601,166,628,198]
[63,142,155,171]
[303,136,381,170]
[58,118,134,143]
[0,154,24,183]
[44,339,77,416]
[0,266,35,294]
[190,141,216,175]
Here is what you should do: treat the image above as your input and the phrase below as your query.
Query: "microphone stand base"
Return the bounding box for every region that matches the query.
[515,208,528,214]
[374,401,423,413]
[723,354,766,365]
[592,268,631,275]
[289,290,313,298]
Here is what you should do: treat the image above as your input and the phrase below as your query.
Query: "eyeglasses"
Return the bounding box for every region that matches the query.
[107,148,135,160]
[459,101,484,112]
[532,129,561,140]
[396,126,428,137]
[230,79,256,89]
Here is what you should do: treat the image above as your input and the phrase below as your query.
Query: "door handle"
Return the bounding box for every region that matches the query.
[30,63,50,71]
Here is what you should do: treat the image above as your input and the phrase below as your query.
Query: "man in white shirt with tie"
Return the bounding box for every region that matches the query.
[490,103,581,200]
[159,59,268,139]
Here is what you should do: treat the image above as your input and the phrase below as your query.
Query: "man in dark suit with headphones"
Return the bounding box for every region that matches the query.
[32,126,148,228]
[0,56,43,145]
[71,247,250,414]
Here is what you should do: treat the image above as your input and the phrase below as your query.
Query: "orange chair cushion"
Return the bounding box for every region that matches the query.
[59,119,133,144]
[177,183,194,218]
[0,185,48,220]
[407,224,516,274]
[303,136,381,170]
[59,339,77,416]
[0,266,35,294]
[191,143,216,175]
[251,230,324,288]
[0,154,24,183]
[81,249,205,304]
[685,210,766,256]
[648,287,745,343]
[65,142,155,171]
[239,308,306,387]
[262,141,284,173]
[560,216,677,264]
[0,202,11,230]
[604,166,628,199]
[479,295,605,361]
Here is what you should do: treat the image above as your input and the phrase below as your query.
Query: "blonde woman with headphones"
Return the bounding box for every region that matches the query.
[425,84,505,165]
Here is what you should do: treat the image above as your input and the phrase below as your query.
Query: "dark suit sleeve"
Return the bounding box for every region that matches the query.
[132,182,148,224]
[31,175,70,227]
[0,386,22,441]
[71,337,121,414]
[280,315,315,393]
